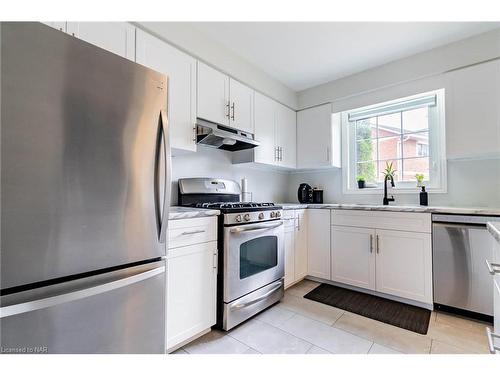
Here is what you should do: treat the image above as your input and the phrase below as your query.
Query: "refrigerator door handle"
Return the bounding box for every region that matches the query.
[158,109,171,244]
[0,266,165,318]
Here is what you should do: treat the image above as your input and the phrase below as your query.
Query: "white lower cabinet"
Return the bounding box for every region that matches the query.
[166,217,217,352]
[284,210,308,288]
[331,226,375,291]
[307,209,331,280]
[294,210,308,280]
[375,229,432,303]
[284,217,295,288]
[328,210,432,305]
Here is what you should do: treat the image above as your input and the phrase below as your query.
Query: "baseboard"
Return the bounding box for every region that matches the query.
[305,276,434,310]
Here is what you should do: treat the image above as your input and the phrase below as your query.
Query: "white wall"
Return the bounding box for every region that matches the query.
[136,22,298,109]
[171,146,290,205]
[289,30,500,208]
[298,28,500,109]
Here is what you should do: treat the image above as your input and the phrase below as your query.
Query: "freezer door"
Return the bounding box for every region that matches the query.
[1,23,170,289]
[0,261,166,354]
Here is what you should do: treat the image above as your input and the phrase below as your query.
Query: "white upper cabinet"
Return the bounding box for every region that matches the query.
[136,30,197,154]
[277,104,297,169]
[66,22,136,61]
[245,92,296,168]
[229,79,254,134]
[253,92,277,164]
[197,62,256,134]
[197,62,231,126]
[297,103,340,169]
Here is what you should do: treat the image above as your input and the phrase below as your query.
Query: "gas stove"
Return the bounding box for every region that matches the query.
[177,177,285,330]
[178,178,283,222]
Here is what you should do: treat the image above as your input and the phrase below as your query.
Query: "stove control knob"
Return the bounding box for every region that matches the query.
[235,215,242,222]
[276,211,281,218]
[270,212,276,218]
[258,213,264,220]
[244,214,251,221]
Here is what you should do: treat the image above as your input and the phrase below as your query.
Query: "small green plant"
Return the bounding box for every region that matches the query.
[356,175,365,182]
[382,162,397,179]
[415,173,425,187]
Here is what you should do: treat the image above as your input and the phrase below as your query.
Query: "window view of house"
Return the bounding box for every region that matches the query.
[355,105,430,183]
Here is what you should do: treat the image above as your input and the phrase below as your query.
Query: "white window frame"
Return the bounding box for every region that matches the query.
[341,89,447,194]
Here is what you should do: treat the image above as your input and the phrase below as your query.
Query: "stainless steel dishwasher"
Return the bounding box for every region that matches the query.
[432,214,497,320]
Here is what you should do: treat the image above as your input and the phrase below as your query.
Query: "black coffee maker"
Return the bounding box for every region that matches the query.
[297,183,313,203]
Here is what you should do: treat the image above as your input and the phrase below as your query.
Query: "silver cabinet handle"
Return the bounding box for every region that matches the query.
[370,234,373,253]
[230,281,283,311]
[181,229,206,236]
[192,125,197,142]
[279,146,283,161]
[0,266,165,318]
[230,221,283,233]
[213,252,217,270]
[376,234,380,254]
[486,327,500,354]
[231,102,235,120]
[485,259,500,275]
[225,101,230,118]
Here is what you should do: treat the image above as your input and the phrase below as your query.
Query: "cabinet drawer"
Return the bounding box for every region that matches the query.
[168,217,217,249]
[332,210,431,233]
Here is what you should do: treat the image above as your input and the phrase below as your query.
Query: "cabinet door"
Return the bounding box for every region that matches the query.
[277,104,297,169]
[294,210,308,280]
[284,223,296,288]
[331,226,375,290]
[229,79,254,133]
[375,229,432,304]
[66,22,135,60]
[136,30,197,154]
[307,209,331,279]
[166,242,217,350]
[297,103,333,169]
[42,22,66,32]
[197,62,230,126]
[253,92,278,165]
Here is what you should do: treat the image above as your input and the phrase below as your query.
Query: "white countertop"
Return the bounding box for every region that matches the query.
[169,206,220,220]
[487,222,500,244]
[277,203,500,216]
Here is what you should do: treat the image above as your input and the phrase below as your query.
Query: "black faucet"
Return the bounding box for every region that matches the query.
[383,174,395,205]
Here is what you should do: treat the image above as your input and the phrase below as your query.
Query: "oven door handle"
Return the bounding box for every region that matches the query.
[230,281,283,311]
[229,221,283,233]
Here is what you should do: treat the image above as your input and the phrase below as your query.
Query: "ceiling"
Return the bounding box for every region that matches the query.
[188,22,500,92]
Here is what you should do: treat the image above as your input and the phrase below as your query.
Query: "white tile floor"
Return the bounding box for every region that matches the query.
[176,280,492,354]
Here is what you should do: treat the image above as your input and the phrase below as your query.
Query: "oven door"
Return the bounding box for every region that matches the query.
[223,220,284,303]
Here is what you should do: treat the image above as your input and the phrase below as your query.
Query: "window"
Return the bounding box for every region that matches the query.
[341,89,446,193]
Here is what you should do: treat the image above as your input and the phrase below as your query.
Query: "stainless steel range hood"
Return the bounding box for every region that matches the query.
[196,118,260,151]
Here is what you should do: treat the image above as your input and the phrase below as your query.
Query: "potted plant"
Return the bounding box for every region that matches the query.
[415,173,424,188]
[382,161,397,180]
[356,175,366,189]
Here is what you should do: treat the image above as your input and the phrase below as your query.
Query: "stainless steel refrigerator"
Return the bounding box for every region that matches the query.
[0,22,171,353]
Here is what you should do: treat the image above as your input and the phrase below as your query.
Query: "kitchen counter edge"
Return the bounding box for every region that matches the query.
[278,203,500,216]
[169,207,220,220]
